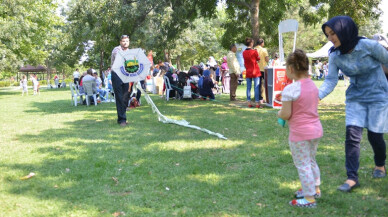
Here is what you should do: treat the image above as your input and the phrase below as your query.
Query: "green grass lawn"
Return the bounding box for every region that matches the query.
[1,81,387,216]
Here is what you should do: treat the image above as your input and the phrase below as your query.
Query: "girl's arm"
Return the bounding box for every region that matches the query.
[278,101,292,120]
[318,54,339,100]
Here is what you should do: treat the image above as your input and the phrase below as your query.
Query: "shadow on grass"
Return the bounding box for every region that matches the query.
[24,99,117,114]
[3,96,304,216]
[0,88,22,97]
[3,94,388,216]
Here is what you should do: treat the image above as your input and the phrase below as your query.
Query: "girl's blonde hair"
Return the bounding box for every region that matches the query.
[286,49,309,75]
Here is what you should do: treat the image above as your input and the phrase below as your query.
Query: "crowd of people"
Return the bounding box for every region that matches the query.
[151,37,276,108]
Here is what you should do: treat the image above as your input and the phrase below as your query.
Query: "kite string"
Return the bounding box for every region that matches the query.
[137,83,227,140]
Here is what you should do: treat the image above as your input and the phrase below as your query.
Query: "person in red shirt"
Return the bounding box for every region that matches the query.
[243,37,261,108]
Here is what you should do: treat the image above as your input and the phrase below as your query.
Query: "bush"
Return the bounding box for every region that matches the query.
[0,81,18,87]
[0,81,8,87]
[0,78,72,87]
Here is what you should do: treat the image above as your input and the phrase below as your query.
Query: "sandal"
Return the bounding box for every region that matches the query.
[295,189,321,199]
[289,198,316,208]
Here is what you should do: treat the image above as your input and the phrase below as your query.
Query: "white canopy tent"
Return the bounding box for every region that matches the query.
[306,41,333,58]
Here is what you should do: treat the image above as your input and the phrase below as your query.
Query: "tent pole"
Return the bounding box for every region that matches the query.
[293,32,297,52]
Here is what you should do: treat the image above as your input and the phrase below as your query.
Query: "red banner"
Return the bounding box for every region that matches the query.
[273,68,293,108]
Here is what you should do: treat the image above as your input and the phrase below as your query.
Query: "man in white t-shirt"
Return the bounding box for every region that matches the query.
[73,68,80,85]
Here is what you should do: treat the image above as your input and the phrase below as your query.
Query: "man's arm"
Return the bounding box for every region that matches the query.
[111,47,119,67]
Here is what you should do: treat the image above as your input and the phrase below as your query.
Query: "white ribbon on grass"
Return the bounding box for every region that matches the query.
[137,83,227,140]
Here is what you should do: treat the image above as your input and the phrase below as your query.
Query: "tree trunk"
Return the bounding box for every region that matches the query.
[164,49,170,63]
[168,49,172,66]
[46,59,51,80]
[250,0,260,44]
[176,55,181,71]
[100,49,104,81]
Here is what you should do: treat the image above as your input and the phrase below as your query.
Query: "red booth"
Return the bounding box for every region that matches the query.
[265,66,293,109]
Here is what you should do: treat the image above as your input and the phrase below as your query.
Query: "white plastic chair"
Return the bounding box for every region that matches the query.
[83,80,97,106]
[163,76,174,101]
[106,89,114,102]
[70,83,83,106]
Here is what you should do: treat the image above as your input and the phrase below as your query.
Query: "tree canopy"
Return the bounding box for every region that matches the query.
[0,0,62,78]
[0,0,384,78]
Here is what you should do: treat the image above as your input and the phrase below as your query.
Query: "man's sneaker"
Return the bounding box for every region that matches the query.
[295,189,321,199]
[289,198,316,208]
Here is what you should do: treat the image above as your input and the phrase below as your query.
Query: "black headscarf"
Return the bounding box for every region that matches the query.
[322,16,363,55]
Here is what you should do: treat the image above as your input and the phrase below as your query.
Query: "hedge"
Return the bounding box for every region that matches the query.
[0,79,72,87]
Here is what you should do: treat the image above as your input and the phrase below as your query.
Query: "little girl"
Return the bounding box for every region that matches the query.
[31,74,39,95]
[21,75,28,96]
[278,49,323,208]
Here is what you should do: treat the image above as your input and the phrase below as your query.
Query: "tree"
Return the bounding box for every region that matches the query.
[57,0,384,75]
[220,0,382,49]
[300,0,382,27]
[220,0,303,48]
[168,15,227,70]
[62,0,218,72]
[0,0,63,78]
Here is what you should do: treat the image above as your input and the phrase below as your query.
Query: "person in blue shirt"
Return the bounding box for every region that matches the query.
[319,16,388,192]
[215,65,220,83]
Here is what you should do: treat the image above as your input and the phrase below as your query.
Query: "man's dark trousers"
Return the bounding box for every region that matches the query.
[112,71,129,124]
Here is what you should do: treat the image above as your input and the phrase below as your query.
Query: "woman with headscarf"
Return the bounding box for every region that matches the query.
[221,56,230,94]
[319,16,388,192]
[199,70,215,100]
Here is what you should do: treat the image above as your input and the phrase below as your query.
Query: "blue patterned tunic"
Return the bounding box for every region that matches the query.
[319,39,388,133]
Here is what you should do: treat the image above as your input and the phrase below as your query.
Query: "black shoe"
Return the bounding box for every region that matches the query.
[337,182,360,192]
[373,166,387,178]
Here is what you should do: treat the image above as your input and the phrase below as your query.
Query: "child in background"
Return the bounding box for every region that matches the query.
[21,75,28,96]
[31,74,39,95]
[278,49,323,208]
